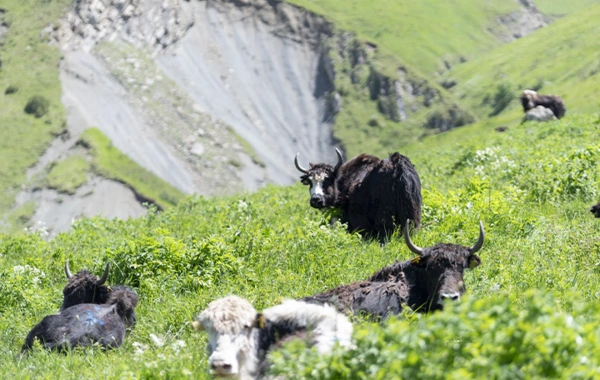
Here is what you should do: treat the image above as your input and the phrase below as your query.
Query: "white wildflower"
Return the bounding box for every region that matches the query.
[150,333,165,348]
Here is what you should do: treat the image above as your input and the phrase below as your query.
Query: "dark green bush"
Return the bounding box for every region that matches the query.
[489,82,514,116]
[24,95,50,118]
[4,85,18,95]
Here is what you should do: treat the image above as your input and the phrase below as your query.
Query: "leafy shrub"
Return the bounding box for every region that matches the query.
[4,85,18,95]
[489,82,514,116]
[24,95,50,118]
[270,291,600,379]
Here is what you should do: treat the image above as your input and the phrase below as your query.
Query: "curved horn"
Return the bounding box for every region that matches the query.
[65,259,73,279]
[403,220,423,256]
[294,153,309,174]
[94,263,110,286]
[469,221,485,254]
[333,148,343,172]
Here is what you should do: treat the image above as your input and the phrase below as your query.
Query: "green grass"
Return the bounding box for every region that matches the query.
[0,0,71,222]
[536,0,600,16]
[79,128,185,210]
[443,4,600,122]
[44,155,90,195]
[288,0,519,76]
[1,114,600,377]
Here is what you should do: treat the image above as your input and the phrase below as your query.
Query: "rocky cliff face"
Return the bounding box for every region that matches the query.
[492,0,550,43]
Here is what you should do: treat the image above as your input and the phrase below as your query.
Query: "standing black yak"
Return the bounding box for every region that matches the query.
[520,89,566,119]
[22,287,138,352]
[295,148,422,241]
[301,220,484,319]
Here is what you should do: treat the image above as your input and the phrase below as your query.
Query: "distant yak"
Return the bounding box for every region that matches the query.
[520,89,566,119]
[295,149,422,241]
[301,221,484,319]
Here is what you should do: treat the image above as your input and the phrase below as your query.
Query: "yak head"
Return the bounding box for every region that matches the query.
[403,221,484,311]
[521,89,537,110]
[192,296,264,378]
[61,260,111,311]
[294,149,343,209]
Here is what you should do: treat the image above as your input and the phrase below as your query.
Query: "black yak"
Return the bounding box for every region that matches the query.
[301,221,484,318]
[295,148,422,241]
[22,287,138,352]
[520,89,566,119]
[590,201,600,218]
[192,296,353,379]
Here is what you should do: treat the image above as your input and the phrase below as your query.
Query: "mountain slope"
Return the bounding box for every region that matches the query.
[443,3,600,120]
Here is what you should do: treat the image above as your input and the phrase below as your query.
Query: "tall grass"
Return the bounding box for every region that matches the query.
[1,115,599,377]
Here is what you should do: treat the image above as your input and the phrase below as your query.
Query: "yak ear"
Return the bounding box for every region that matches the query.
[468,255,481,269]
[191,320,204,332]
[252,313,266,329]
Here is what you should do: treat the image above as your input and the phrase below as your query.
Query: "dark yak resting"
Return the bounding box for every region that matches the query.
[22,261,138,352]
[301,221,484,320]
[22,288,138,352]
[590,201,600,218]
[295,149,422,241]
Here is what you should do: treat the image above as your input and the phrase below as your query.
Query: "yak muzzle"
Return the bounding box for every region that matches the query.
[310,196,325,208]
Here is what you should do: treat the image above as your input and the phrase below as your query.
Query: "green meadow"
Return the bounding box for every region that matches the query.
[1,114,599,378]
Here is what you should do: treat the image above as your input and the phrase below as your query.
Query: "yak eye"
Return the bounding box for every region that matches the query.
[301,179,311,186]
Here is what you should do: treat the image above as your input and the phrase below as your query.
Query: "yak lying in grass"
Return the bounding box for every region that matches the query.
[22,287,138,352]
[22,261,139,352]
[192,296,353,379]
[301,221,484,319]
[590,201,600,218]
[520,89,566,119]
[295,148,422,241]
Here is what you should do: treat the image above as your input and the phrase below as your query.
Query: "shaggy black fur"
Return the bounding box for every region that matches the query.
[61,270,112,311]
[300,281,406,321]
[590,201,600,218]
[300,152,422,241]
[22,287,138,352]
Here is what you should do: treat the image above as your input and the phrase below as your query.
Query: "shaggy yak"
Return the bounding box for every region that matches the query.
[590,201,600,218]
[22,261,139,352]
[520,89,566,119]
[22,287,138,352]
[301,220,484,319]
[192,296,353,379]
[295,148,422,241]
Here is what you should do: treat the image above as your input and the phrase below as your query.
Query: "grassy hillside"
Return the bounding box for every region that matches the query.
[536,0,599,16]
[0,0,71,219]
[288,0,520,76]
[1,114,600,377]
[443,4,600,121]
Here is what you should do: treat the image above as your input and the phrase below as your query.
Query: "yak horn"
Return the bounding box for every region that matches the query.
[191,321,203,331]
[403,220,423,256]
[94,263,110,286]
[65,259,73,279]
[469,221,485,254]
[294,153,309,174]
[333,148,343,172]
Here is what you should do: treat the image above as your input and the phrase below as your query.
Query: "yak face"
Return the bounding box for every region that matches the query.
[61,261,111,311]
[410,244,481,310]
[401,221,484,311]
[301,165,338,209]
[295,149,343,209]
[193,296,262,378]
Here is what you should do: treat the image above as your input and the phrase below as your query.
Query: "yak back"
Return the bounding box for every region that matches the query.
[22,303,127,352]
[335,152,422,235]
[301,281,407,321]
